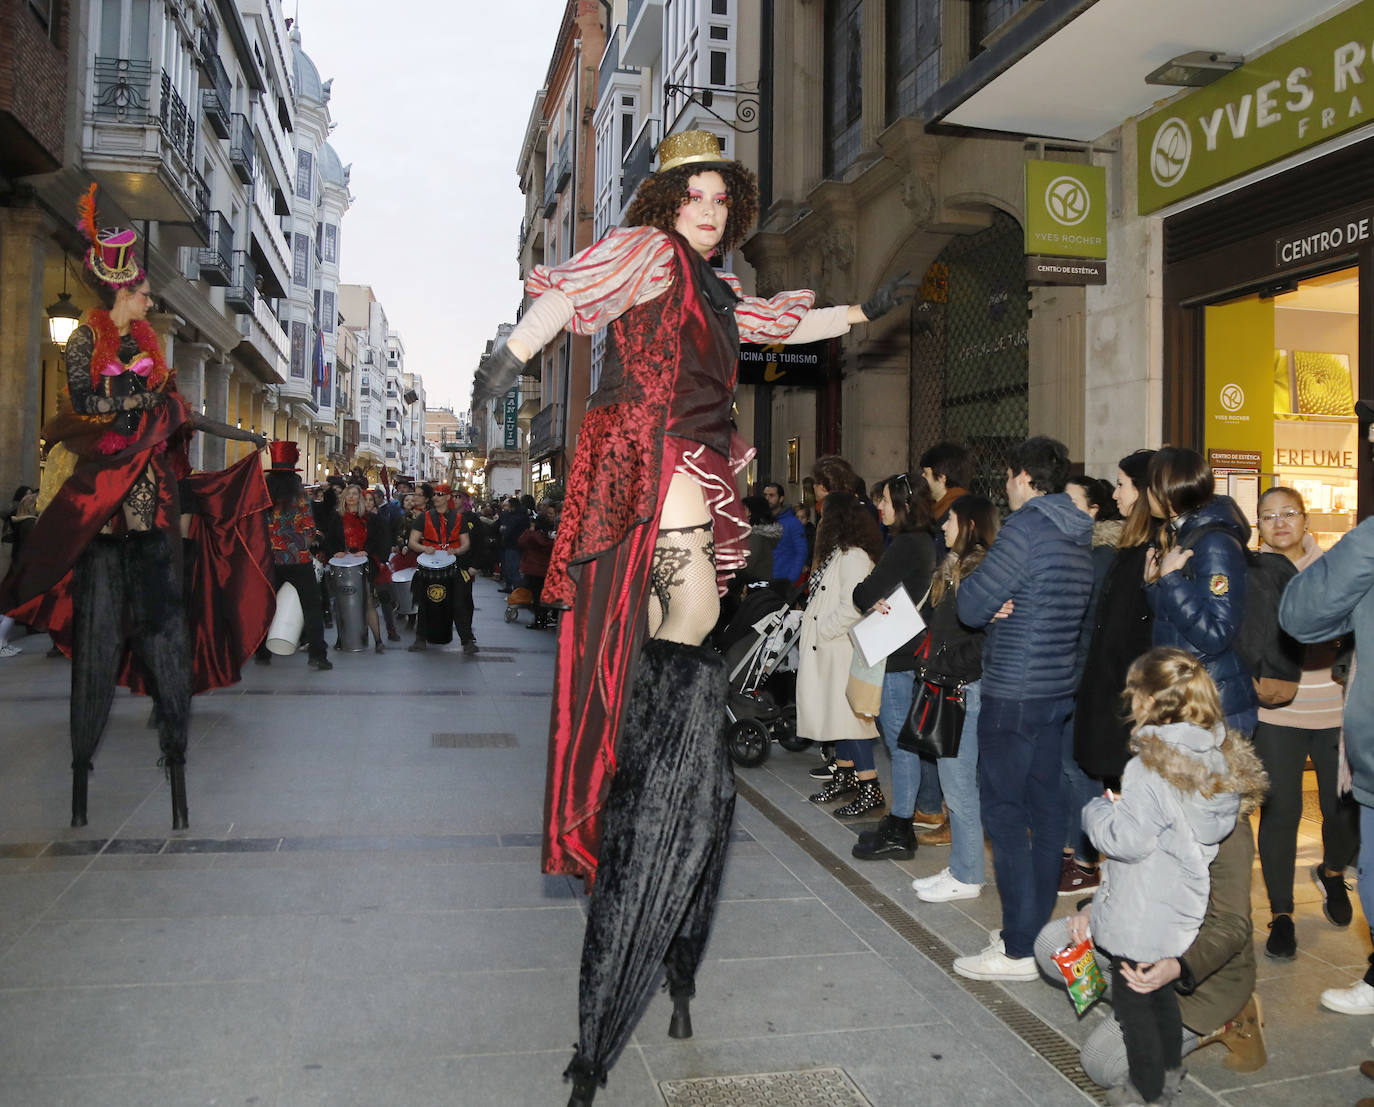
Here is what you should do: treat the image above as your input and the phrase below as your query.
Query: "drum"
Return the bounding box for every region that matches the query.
[328,553,369,652]
[390,566,418,616]
[416,550,458,644]
[266,581,304,655]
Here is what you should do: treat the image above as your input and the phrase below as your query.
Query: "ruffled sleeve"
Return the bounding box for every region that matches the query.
[526,226,675,336]
[720,274,852,345]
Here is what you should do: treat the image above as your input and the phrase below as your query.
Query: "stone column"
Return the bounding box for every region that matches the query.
[796,0,825,194]
[860,0,886,151]
[176,342,215,470]
[202,360,231,470]
[0,208,50,511]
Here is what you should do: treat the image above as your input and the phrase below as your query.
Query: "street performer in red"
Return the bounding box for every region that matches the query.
[0,186,272,829]
[406,483,478,654]
[474,130,913,1105]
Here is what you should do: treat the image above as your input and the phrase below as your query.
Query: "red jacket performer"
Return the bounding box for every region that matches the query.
[474,130,913,1106]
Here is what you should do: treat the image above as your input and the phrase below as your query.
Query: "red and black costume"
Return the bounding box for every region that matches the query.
[411,507,476,647]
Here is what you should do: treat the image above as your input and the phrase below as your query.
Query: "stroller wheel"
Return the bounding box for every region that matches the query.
[775,716,810,753]
[504,606,519,623]
[727,718,770,768]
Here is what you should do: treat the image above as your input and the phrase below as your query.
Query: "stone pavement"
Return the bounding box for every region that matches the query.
[0,578,1370,1106]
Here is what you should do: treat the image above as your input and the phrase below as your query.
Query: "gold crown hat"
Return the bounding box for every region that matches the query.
[656,130,733,173]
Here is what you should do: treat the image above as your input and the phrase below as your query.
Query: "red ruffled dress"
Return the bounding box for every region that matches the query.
[528,227,848,887]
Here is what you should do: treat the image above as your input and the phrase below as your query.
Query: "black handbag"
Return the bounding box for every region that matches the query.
[896,637,966,758]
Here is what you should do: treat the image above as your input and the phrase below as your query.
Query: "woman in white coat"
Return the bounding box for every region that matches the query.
[799,490,885,817]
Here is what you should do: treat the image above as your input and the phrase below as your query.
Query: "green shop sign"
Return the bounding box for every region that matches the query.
[1024,160,1107,259]
[1138,0,1374,214]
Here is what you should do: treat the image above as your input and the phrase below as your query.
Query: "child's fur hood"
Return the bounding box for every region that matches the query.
[1133,722,1269,815]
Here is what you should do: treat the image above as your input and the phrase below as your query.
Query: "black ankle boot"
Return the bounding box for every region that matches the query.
[168,761,189,830]
[71,763,90,828]
[564,1056,602,1107]
[809,765,857,803]
[668,994,693,1039]
[834,778,885,819]
[851,813,916,860]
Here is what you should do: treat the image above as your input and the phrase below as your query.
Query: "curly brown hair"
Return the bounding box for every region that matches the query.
[813,491,883,568]
[624,163,759,254]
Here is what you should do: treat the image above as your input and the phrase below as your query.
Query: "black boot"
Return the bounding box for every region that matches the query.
[851,813,916,860]
[808,765,857,803]
[834,777,885,819]
[168,761,189,830]
[71,763,90,828]
[668,993,693,1039]
[564,1056,602,1107]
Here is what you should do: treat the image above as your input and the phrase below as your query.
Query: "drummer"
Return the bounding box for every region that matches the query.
[406,483,479,655]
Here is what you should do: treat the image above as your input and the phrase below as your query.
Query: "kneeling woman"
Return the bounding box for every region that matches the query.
[475,131,910,1106]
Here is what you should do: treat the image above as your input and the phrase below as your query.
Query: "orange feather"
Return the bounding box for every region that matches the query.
[77,183,99,245]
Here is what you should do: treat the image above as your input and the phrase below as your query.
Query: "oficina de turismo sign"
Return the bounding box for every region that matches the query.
[1137,0,1374,215]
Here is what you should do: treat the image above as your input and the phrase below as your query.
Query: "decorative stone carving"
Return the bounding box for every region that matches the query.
[901,172,937,225]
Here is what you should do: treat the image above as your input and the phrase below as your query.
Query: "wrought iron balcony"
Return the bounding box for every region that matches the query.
[198,22,219,67]
[198,211,233,286]
[158,71,195,165]
[92,56,154,125]
[189,170,211,244]
[201,54,231,139]
[542,132,571,217]
[225,250,257,314]
[620,118,659,209]
[229,113,254,184]
[529,403,564,459]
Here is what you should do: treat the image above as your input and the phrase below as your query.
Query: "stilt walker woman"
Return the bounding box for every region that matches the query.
[0,186,272,829]
[475,131,913,1106]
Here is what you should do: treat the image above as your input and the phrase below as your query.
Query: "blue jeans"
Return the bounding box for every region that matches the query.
[876,670,921,818]
[978,692,1073,958]
[1062,711,1100,863]
[938,679,984,885]
[502,547,522,587]
[837,738,876,772]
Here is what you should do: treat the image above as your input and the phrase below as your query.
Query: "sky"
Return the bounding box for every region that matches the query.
[298,0,571,413]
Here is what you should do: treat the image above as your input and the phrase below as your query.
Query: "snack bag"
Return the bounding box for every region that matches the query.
[1053,939,1107,1016]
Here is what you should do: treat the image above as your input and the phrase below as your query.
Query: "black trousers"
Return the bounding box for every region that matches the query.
[70,532,191,770]
[413,572,475,643]
[1253,721,1359,914]
[1111,955,1181,1103]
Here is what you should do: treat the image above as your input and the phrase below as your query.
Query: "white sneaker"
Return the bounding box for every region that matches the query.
[0,644,19,658]
[1321,980,1374,1015]
[953,931,1038,982]
[912,867,982,902]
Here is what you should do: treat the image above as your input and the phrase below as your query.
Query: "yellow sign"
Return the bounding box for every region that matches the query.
[1204,298,1275,464]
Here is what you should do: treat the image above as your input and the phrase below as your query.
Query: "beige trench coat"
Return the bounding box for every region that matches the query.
[796,546,879,742]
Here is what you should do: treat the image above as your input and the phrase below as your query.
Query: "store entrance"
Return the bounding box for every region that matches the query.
[1203,265,1360,548]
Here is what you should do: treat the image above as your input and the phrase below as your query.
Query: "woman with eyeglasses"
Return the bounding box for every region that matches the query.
[1251,486,1357,962]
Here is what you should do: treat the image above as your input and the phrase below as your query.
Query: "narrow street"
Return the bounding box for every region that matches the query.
[0,578,1368,1106]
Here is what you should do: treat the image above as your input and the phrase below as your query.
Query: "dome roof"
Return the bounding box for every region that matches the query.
[290,25,326,104]
[320,142,349,187]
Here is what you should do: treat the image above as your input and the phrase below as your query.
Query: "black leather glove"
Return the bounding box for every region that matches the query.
[861,271,915,321]
[476,344,525,400]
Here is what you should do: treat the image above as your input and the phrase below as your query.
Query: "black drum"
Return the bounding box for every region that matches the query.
[416,552,458,644]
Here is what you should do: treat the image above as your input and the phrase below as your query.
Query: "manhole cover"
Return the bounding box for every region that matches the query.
[431,732,517,748]
[659,1068,872,1106]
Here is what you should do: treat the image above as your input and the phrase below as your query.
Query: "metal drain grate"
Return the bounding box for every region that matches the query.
[431,732,517,748]
[734,779,1107,1105]
[659,1067,872,1106]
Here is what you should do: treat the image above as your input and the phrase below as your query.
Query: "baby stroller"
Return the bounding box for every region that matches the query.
[718,582,810,767]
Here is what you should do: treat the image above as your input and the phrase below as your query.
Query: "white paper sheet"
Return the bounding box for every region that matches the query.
[848,582,926,667]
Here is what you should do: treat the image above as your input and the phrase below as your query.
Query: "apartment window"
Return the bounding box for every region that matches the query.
[711,0,727,12]
[709,26,728,40]
[99,0,151,60]
[290,320,307,380]
[823,0,863,177]
[28,0,55,37]
[292,233,310,285]
[972,0,1029,48]
[886,0,942,123]
[296,150,312,199]
[322,290,334,332]
[323,223,337,262]
[709,51,727,85]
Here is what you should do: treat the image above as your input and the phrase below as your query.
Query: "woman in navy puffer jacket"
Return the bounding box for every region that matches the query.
[1143,447,1258,734]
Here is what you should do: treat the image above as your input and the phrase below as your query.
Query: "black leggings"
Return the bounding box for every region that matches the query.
[1253,721,1359,915]
[1111,955,1181,1103]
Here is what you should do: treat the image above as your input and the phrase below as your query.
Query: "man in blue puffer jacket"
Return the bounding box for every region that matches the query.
[953,436,1093,982]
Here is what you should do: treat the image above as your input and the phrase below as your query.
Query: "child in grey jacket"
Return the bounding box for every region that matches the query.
[1082,647,1260,1105]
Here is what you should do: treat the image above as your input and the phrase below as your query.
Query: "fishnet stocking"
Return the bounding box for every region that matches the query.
[647,522,718,645]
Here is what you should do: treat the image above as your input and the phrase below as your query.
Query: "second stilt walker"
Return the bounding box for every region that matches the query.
[475,130,913,1106]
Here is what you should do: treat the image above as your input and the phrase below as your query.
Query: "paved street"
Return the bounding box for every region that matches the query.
[0,578,1371,1106]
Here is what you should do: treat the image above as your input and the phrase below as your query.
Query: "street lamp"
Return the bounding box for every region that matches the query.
[45,260,81,348]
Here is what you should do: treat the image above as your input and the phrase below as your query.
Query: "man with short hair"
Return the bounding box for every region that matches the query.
[952,435,1093,982]
[762,482,806,584]
[919,441,974,523]
[407,483,479,654]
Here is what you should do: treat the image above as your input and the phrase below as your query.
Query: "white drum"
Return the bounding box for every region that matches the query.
[417,550,457,571]
[265,581,303,656]
[390,566,417,583]
[329,552,368,569]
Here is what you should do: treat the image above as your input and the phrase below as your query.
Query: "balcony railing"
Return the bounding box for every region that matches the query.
[598,28,641,101]
[198,211,233,285]
[542,131,571,217]
[189,170,210,243]
[529,403,564,459]
[198,22,219,65]
[158,71,196,165]
[229,113,254,183]
[620,117,659,209]
[225,250,256,314]
[92,56,154,125]
[201,54,231,139]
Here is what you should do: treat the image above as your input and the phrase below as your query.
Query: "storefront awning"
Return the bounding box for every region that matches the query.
[927,0,1336,141]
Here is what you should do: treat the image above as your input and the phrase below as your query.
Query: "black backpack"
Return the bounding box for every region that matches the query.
[1179,522,1302,689]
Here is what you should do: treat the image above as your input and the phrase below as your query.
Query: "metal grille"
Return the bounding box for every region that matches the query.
[734,779,1107,1105]
[935,210,1029,509]
[660,1068,872,1106]
[431,732,517,749]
